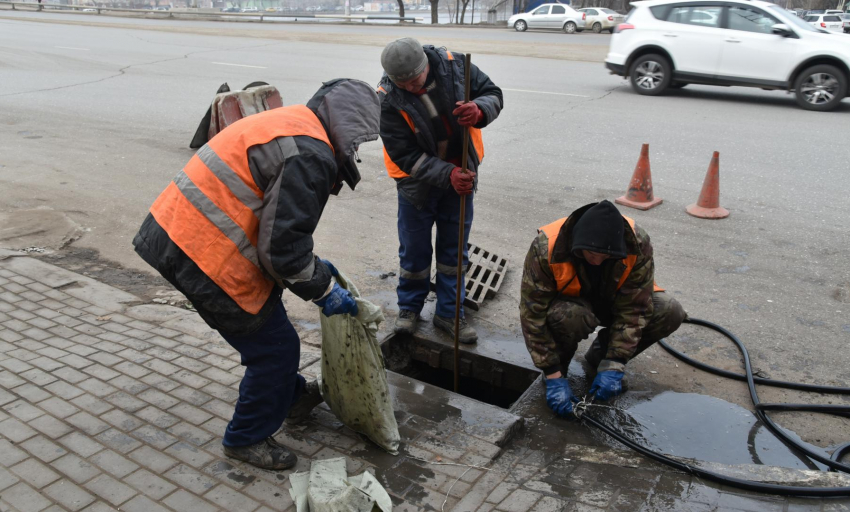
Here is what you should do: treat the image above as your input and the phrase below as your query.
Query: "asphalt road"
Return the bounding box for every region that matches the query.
[1,12,849,445]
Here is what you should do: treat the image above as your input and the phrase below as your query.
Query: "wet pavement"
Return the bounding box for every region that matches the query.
[1,252,850,511]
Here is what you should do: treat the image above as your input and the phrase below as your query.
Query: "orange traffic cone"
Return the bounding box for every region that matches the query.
[686,152,729,219]
[615,144,663,211]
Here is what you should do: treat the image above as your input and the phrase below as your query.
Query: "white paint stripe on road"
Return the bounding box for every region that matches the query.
[55,46,90,51]
[212,62,268,69]
[503,88,589,98]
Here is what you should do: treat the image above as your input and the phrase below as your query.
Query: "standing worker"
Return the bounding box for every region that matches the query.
[520,200,686,416]
[133,79,380,469]
[378,38,503,344]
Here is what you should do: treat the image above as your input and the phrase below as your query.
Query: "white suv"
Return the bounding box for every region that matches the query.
[804,13,844,32]
[605,0,850,111]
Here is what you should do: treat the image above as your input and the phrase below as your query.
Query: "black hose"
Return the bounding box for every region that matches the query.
[833,443,850,464]
[576,316,850,497]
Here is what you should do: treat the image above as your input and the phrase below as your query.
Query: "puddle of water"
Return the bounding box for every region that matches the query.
[594,391,830,470]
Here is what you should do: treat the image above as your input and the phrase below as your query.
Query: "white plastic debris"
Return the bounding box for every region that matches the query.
[289,457,392,512]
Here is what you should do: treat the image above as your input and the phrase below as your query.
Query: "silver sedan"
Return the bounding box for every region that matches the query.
[508,3,587,34]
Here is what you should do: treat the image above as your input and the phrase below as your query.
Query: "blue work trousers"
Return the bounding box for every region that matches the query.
[219,301,305,447]
[397,187,474,319]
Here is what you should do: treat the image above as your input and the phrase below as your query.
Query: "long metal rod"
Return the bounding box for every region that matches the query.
[454,53,472,393]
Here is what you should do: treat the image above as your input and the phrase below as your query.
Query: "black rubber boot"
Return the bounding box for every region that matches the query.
[433,315,478,344]
[223,437,297,470]
[285,380,323,425]
[583,328,610,375]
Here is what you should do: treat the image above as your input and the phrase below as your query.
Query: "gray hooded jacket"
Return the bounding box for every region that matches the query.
[133,79,380,336]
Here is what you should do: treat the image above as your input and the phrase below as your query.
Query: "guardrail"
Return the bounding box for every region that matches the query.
[0,2,423,22]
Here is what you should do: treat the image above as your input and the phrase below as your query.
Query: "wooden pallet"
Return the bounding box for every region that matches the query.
[430,243,508,311]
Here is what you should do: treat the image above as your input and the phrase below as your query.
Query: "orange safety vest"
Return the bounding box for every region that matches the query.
[382,52,485,179]
[150,105,333,315]
[539,216,663,296]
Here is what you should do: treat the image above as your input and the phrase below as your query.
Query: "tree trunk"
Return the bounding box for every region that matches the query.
[396,0,404,17]
[459,0,469,23]
[430,0,438,23]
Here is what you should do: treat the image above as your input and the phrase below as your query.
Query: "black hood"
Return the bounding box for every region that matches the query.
[307,79,380,195]
[570,200,628,259]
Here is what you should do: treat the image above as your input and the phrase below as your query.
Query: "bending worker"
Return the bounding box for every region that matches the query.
[520,200,686,417]
[378,37,503,344]
[133,79,380,469]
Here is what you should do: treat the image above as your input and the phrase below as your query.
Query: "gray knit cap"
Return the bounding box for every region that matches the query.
[380,38,428,82]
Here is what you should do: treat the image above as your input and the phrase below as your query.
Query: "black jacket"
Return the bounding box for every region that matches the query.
[379,46,503,209]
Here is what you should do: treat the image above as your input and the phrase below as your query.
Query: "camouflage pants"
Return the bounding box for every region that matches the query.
[546,292,686,365]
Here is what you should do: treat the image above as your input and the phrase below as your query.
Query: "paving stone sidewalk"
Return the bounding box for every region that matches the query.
[1,253,850,512]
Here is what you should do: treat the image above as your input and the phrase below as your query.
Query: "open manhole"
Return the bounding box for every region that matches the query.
[381,333,540,411]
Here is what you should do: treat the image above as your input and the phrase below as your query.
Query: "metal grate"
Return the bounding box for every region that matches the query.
[431,243,508,311]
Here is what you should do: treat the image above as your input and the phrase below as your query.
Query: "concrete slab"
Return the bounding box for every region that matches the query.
[387,371,523,448]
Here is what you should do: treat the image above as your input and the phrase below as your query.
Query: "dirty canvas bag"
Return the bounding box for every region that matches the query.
[318,271,400,455]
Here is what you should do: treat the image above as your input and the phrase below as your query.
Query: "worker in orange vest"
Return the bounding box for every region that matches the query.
[133,79,380,469]
[377,38,503,344]
[520,201,686,417]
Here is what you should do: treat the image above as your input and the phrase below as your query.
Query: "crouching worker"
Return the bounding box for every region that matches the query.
[519,200,686,417]
[133,79,380,469]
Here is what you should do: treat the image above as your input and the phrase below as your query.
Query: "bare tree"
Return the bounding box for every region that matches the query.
[459,0,469,22]
[430,0,438,23]
[396,0,404,16]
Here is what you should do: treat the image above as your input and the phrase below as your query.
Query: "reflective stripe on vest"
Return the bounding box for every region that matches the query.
[539,216,663,296]
[150,105,333,314]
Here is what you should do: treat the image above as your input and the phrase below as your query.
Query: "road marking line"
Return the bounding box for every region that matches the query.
[212,62,268,69]
[503,88,589,98]
[55,46,90,51]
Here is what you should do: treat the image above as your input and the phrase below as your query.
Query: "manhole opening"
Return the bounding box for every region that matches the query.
[381,334,539,410]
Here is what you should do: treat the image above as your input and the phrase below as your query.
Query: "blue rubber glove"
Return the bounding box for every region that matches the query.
[589,370,625,401]
[545,377,576,417]
[319,258,338,277]
[314,283,358,317]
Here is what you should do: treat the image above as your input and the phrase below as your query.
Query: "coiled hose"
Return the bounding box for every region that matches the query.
[576,317,850,497]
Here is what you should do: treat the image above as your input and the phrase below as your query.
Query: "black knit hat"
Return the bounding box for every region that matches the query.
[571,200,627,259]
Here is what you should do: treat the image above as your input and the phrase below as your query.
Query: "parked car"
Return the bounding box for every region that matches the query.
[803,13,844,32]
[353,5,364,11]
[82,7,97,11]
[241,6,258,12]
[221,5,239,11]
[578,7,624,33]
[508,3,587,34]
[605,0,850,111]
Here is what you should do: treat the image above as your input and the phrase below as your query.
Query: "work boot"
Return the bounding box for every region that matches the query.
[223,437,297,470]
[433,315,478,344]
[394,309,418,335]
[285,380,324,425]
